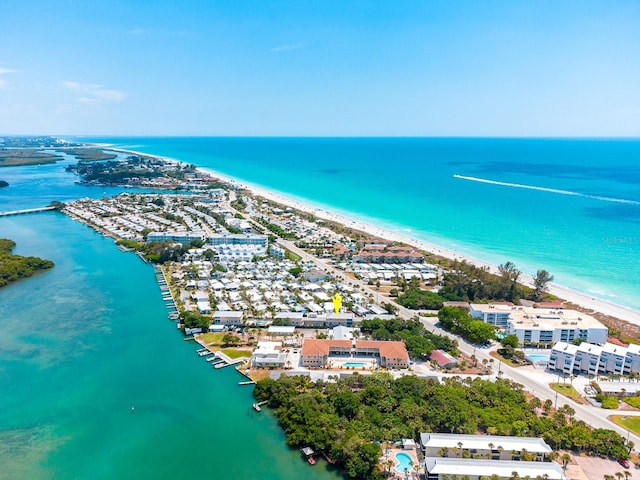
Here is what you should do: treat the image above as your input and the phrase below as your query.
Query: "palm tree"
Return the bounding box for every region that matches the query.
[560,453,571,470]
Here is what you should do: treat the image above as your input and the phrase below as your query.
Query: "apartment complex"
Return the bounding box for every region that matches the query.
[300,339,409,369]
[549,341,640,377]
[420,433,564,480]
[469,304,608,346]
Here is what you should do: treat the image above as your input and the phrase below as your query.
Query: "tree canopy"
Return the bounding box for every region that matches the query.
[254,373,631,479]
[0,238,54,287]
[359,317,458,359]
[438,306,496,345]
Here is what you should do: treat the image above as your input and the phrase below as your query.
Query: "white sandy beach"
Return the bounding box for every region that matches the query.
[197,165,640,326]
[103,146,640,327]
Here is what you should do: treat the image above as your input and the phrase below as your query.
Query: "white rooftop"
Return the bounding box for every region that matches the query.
[424,458,565,480]
[420,433,552,454]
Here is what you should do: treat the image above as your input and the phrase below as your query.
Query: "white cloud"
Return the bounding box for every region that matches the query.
[271,42,306,52]
[62,81,126,103]
[0,68,17,89]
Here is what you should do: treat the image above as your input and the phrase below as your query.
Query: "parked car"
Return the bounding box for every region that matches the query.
[618,458,630,469]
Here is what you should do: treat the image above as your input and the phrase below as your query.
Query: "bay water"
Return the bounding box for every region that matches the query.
[0,163,342,478]
[2,137,640,479]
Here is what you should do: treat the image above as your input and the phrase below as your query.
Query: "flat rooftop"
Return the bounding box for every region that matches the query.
[420,433,552,454]
[424,458,565,480]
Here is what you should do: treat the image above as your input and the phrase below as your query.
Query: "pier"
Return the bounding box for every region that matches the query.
[252,400,268,412]
[0,206,56,217]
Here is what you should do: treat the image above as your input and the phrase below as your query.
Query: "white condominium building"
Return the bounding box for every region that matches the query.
[469,304,608,346]
[550,341,640,377]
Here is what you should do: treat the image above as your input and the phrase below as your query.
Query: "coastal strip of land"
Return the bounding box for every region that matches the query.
[100,145,640,327]
[197,166,640,326]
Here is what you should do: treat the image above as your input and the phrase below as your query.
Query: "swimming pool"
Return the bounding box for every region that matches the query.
[528,354,550,362]
[343,362,366,368]
[394,452,413,473]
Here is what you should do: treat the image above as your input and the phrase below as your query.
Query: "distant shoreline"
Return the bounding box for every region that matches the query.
[101,144,640,326]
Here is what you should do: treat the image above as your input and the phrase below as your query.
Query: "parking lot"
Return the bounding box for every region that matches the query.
[571,454,638,479]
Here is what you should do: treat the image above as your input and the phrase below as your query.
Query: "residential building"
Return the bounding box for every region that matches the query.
[423,458,565,480]
[420,433,552,461]
[353,244,424,264]
[420,433,562,480]
[430,350,458,369]
[251,341,287,368]
[549,341,640,377]
[147,231,205,243]
[469,303,513,327]
[300,339,409,369]
[470,304,607,345]
[212,310,244,326]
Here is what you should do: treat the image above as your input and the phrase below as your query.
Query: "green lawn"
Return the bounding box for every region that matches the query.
[611,415,640,436]
[624,396,640,409]
[221,348,251,359]
[550,383,587,404]
[200,332,225,345]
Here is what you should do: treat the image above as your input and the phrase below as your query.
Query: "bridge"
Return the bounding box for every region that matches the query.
[0,206,57,217]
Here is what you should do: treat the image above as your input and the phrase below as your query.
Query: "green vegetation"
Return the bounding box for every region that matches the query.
[180,311,211,332]
[612,414,640,437]
[220,348,251,359]
[596,394,620,409]
[439,259,553,303]
[0,239,54,287]
[533,269,554,301]
[288,266,303,278]
[255,374,631,479]
[55,147,117,161]
[359,317,458,359]
[396,288,444,310]
[550,383,584,403]
[200,332,225,345]
[116,239,201,263]
[256,218,296,240]
[623,396,640,408]
[0,148,62,167]
[438,306,496,345]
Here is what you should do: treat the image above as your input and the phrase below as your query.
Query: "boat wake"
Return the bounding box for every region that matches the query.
[453,174,640,205]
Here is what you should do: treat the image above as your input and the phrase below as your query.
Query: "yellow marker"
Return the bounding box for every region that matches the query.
[332,292,342,315]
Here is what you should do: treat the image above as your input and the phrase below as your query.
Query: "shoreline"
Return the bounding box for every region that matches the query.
[100,145,640,326]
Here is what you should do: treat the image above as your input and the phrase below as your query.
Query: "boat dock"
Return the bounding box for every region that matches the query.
[154,265,179,319]
[238,380,256,386]
[252,400,268,412]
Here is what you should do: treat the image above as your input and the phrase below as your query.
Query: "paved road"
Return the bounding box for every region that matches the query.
[276,237,640,450]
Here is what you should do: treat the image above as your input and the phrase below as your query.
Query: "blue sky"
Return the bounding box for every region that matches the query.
[1,1,639,136]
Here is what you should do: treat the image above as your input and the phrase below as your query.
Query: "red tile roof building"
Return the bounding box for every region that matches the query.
[301,339,409,369]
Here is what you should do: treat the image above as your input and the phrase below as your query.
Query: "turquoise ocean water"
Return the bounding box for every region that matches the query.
[1,137,639,479]
[0,157,343,478]
[80,137,640,310]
